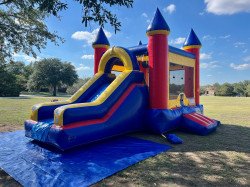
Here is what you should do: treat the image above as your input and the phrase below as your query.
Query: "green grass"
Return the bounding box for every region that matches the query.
[0,95,69,125]
[202,96,250,126]
[0,96,250,186]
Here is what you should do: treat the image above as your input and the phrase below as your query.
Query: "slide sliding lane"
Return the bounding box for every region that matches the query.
[27,71,148,150]
[53,70,145,126]
[30,73,115,122]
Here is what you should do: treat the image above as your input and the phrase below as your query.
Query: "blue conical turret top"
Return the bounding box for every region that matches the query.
[138,41,142,45]
[92,27,110,46]
[146,8,170,35]
[183,29,202,48]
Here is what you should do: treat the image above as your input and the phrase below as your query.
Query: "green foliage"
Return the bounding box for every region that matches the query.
[0,62,22,97]
[216,83,236,96]
[28,58,78,96]
[0,0,134,62]
[0,1,63,61]
[169,84,184,98]
[76,0,134,33]
[246,84,250,97]
[67,77,91,95]
[200,86,206,95]
[207,81,250,97]
[6,61,34,91]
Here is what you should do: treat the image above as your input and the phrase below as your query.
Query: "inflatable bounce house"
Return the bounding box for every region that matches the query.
[25,8,220,150]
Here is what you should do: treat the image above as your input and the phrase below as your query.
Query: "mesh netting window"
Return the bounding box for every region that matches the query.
[169,62,194,100]
[169,68,184,100]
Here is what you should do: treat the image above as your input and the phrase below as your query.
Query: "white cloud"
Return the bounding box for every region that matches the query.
[146,19,151,23]
[207,74,213,77]
[200,53,212,60]
[13,53,41,63]
[205,0,250,15]
[234,42,246,48]
[201,61,219,69]
[170,37,186,45]
[200,63,209,69]
[141,13,148,18]
[230,63,250,70]
[243,49,248,53]
[199,12,205,16]
[71,28,112,45]
[163,4,176,14]
[220,35,231,39]
[76,64,92,71]
[81,55,94,60]
[243,56,250,62]
[202,35,216,41]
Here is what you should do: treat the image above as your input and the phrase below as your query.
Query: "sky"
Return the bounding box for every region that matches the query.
[14,0,250,85]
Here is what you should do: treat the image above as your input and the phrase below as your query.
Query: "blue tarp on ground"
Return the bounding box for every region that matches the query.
[0,130,171,187]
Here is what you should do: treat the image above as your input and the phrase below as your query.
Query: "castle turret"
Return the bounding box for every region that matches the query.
[147,8,170,109]
[92,27,110,74]
[183,29,202,105]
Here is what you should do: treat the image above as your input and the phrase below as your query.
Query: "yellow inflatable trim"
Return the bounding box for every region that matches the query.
[168,93,190,109]
[54,70,132,126]
[146,30,170,36]
[30,73,103,121]
[98,47,133,72]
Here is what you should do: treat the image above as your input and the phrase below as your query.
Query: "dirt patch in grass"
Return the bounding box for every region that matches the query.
[0,124,23,132]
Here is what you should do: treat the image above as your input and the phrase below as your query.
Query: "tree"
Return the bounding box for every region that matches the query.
[0,1,63,62]
[0,0,134,62]
[233,82,245,96]
[200,86,206,95]
[216,83,236,96]
[6,61,34,91]
[67,77,91,95]
[246,84,250,97]
[28,58,78,96]
[0,61,22,96]
[213,83,221,96]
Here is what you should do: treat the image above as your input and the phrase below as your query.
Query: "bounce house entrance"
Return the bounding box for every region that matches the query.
[169,62,195,108]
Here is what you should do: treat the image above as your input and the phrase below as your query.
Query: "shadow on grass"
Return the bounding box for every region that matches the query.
[134,124,250,153]
[103,124,250,186]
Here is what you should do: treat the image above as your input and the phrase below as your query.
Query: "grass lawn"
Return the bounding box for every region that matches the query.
[0,96,250,186]
[0,95,68,130]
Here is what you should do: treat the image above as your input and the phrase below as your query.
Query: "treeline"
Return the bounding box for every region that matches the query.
[0,58,84,97]
[201,81,250,97]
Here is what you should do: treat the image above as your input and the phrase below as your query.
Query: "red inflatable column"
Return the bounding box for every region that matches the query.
[183,29,202,105]
[92,27,110,74]
[185,48,200,104]
[147,34,169,109]
[93,45,109,74]
[184,66,194,98]
[146,8,170,109]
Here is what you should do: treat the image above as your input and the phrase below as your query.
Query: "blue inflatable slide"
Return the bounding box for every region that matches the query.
[25,47,149,150]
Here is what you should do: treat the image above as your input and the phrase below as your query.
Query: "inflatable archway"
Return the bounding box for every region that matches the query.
[98,47,139,73]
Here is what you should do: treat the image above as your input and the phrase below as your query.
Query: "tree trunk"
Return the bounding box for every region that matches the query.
[53,85,57,96]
